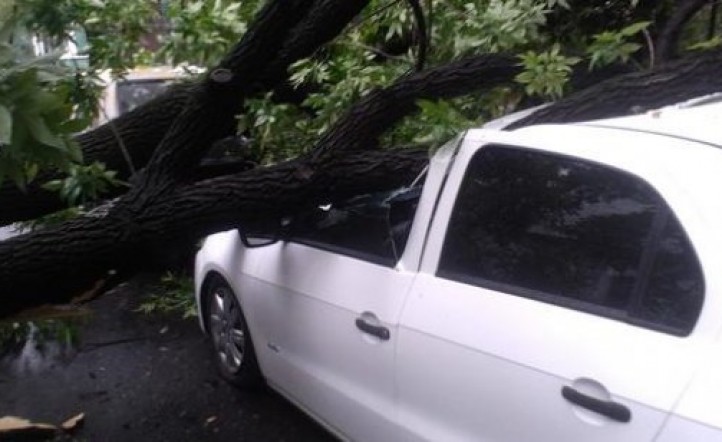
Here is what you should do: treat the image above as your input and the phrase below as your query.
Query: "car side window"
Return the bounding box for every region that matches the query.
[437,145,703,335]
[288,187,422,266]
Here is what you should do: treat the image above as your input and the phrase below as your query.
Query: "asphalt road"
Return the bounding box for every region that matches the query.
[0,275,336,441]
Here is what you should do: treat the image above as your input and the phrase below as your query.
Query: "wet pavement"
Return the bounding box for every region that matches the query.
[0,275,336,441]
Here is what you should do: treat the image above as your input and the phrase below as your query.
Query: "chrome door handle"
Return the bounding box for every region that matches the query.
[561,386,631,423]
[355,317,390,340]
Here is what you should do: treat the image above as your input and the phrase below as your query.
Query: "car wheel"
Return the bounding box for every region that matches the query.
[204,278,263,388]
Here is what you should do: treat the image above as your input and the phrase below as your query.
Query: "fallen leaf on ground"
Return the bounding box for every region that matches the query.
[61,413,85,432]
[0,416,57,439]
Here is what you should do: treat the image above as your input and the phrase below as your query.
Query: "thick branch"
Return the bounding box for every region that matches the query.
[0,148,426,317]
[656,0,710,63]
[509,48,722,129]
[136,0,369,192]
[260,0,371,88]
[217,0,317,92]
[313,53,521,159]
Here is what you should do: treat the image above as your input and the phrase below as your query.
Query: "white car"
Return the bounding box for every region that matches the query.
[195,97,722,441]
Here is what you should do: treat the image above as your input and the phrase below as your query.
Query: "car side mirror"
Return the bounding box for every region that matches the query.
[238,216,293,248]
[239,233,278,248]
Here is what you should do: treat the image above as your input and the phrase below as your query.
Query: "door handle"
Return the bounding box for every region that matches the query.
[561,386,631,423]
[355,317,390,340]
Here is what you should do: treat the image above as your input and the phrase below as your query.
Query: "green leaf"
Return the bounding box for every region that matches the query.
[24,163,38,182]
[22,114,66,149]
[687,36,722,51]
[60,118,91,134]
[0,104,11,145]
[620,21,650,37]
[43,179,63,192]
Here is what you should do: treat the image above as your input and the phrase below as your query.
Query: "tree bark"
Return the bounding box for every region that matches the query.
[0,148,426,317]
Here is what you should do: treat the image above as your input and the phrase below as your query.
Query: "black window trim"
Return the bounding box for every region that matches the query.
[286,237,397,268]
[437,267,695,337]
[436,143,705,337]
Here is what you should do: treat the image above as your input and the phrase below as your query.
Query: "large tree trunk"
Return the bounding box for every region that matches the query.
[2,0,722,318]
[1,149,427,316]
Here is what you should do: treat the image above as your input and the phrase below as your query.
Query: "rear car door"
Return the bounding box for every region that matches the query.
[244,189,421,441]
[395,131,714,441]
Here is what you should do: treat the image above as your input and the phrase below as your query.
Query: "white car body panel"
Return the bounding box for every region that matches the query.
[656,416,722,442]
[239,242,414,441]
[394,127,722,441]
[397,273,707,441]
[663,338,722,430]
[195,100,722,441]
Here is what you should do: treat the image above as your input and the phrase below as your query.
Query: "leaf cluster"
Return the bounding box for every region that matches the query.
[158,0,258,67]
[0,43,85,188]
[516,44,579,98]
[43,161,124,206]
[586,21,649,69]
[136,272,197,319]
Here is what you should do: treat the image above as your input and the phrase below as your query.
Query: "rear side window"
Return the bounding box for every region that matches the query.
[438,146,704,335]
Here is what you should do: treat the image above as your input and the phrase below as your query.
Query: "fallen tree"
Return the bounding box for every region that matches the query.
[2,0,722,318]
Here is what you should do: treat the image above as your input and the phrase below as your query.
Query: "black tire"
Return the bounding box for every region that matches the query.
[203,277,264,388]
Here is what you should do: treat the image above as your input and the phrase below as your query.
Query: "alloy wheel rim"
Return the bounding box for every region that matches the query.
[208,288,245,373]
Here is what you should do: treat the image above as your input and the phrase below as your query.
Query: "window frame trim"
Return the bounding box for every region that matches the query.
[285,237,397,268]
[436,267,693,337]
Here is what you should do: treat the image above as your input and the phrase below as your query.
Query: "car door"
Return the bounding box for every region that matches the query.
[243,189,421,441]
[394,133,715,441]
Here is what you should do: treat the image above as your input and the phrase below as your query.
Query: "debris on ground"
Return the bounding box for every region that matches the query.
[0,416,57,440]
[60,412,85,432]
[0,412,84,440]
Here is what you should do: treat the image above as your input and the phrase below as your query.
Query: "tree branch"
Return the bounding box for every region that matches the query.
[509,48,722,129]
[0,0,373,225]
[0,148,426,317]
[656,0,710,63]
[312,53,521,159]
